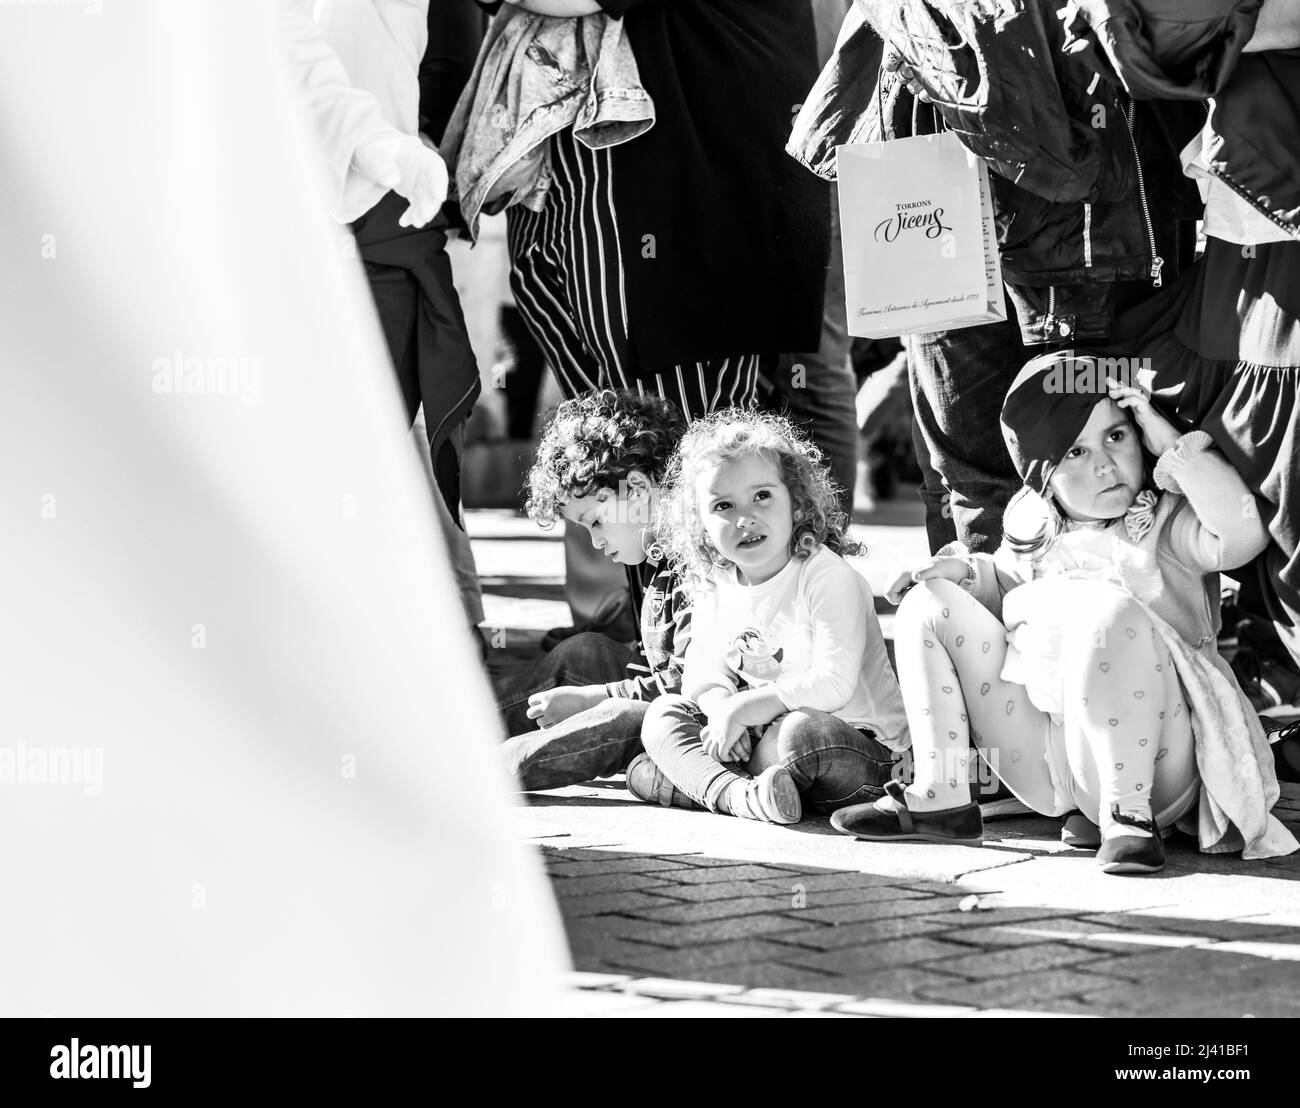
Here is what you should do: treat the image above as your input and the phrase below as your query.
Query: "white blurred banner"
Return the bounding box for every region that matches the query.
[0,1,567,1015]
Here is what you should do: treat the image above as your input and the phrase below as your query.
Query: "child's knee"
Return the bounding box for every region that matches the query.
[773,709,838,757]
[896,576,966,629]
[1068,589,1156,657]
[641,694,702,754]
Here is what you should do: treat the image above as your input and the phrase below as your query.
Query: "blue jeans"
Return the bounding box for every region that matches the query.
[496,631,636,735]
[906,316,1029,555]
[641,694,900,817]
[772,192,859,517]
[497,632,646,790]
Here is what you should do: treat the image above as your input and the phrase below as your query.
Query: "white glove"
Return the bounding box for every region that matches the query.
[352,131,449,229]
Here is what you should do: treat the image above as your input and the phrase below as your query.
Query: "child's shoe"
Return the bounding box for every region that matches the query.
[830,780,982,845]
[1060,810,1101,849]
[726,765,802,825]
[1096,806,1165,874]
[624,754,698,809]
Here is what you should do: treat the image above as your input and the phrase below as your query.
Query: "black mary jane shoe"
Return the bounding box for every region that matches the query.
[1096,806,1166,875]
[830,779,983,846]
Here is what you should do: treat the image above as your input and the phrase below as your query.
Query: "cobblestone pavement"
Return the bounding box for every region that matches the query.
[471,502,1300,1018]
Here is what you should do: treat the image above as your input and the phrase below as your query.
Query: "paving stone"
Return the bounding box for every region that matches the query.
[621,895,798,924]
[926,941,1110,980]
[909,906,1078,930]
[568,937,678,969]
[616,977,747,1001]
[718,987,860,1012]
[791,895,952,926]
[645,880,797,903]
[1079,912,1295,942]
[897,881,969,897]
[932,921,1132,952]
[631,914,814,948]
[831,997,978,1018]
[915,968,1123,1009]
[783,1010,872,1018]
[1071,972,1300,1018]
[596,939,819,979]
[777,937,961,977]
[560,892,682,918]
[968,1007,1089,1018]
[751,872,906,894]
[669,864,813,885]
[609,1000,787,1018]
[814,967,970,1001]
[551,872,678,897]
[544,856,703,878]
[564,971,632,990]
[697,962,845,991]
[770,915,953,950]
[793,886,938,909]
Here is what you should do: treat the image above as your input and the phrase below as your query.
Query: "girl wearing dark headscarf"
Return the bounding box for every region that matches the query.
[832,350,1295,873]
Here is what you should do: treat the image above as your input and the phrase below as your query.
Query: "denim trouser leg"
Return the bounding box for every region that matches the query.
[496,631,636,736]
[906,317,1028,555]
[772,192,859,517]
[640,695,751,812]
[746,709,900,815]
[503,697,649,791]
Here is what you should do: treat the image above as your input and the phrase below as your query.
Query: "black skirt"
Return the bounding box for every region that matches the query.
[1109,236,1300,639]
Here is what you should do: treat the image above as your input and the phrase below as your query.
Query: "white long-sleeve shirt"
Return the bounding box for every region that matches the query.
[279,0,428,222]
[681,546,910,753]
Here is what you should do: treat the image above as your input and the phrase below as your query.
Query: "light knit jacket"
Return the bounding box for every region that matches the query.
[439,6,655,239]
[952,432,1297,860]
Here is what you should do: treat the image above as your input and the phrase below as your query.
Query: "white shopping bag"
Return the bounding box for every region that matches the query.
[838,131,1007,338]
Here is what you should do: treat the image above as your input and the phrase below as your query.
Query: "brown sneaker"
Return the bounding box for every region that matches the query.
[624,754,698,810]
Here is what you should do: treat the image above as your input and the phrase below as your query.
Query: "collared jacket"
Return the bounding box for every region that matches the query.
[1059,0,1300,237]
[440,6,655,239]
[788,0,1202,344]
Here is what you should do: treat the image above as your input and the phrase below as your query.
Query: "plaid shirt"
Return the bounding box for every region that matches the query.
[605,559,691,702]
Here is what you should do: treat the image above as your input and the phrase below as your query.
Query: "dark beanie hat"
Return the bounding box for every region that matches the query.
[1000,348,1112,494]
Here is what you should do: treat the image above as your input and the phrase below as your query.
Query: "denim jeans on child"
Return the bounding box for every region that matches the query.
[641,694,900,815]
[497,631,647,790]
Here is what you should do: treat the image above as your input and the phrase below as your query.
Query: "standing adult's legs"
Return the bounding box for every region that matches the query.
[907,317,1028,555]
[769,189,858,516]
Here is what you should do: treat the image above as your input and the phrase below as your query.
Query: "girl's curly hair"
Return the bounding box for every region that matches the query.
[525,389,686,527]
[653,408,865,592]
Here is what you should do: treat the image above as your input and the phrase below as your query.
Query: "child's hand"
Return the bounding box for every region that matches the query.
[526,684,607,729]
[1107,379,1182,458]
[886,556,970,605]
[700,700,748,763]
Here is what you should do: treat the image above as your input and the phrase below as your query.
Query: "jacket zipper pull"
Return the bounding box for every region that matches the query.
[1150,255,1164,288]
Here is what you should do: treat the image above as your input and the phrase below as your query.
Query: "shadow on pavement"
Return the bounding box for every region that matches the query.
[544,843,1300,1016]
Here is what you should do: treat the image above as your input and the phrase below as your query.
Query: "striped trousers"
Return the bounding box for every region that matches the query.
[506,126,759,420]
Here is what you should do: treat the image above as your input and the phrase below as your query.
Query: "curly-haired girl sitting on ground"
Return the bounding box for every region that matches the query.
[632,409,910,823]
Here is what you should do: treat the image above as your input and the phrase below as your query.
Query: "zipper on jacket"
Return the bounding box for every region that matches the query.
[1082,202,1093,267]
[1120,96,1164,287]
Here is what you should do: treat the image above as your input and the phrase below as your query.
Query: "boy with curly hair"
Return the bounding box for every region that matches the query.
[498,390,694,793]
